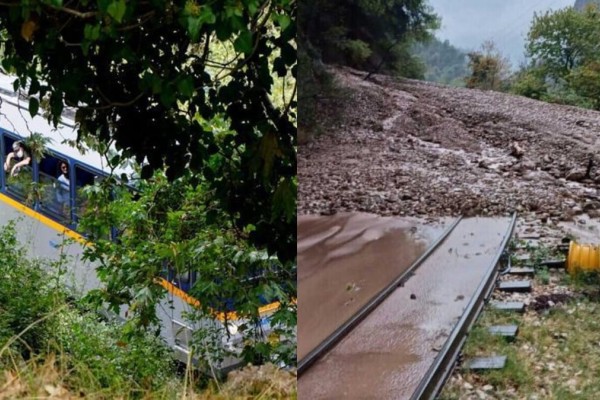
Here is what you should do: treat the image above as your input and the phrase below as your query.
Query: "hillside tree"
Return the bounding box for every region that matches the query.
[465,41,511,91]
[516,4,600,109]
[527,5,600,80]
[412,38,468,85]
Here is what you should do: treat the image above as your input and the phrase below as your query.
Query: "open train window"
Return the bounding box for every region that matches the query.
[3,136,33,202]
[74,164,95,218]
[172,270,197,293]
[38,154,71,224]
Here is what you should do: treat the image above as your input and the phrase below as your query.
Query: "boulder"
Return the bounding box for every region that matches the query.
[566,168,587,182]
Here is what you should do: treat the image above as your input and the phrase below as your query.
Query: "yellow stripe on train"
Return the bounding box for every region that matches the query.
[0,191,284,320]
[156,278,284,322]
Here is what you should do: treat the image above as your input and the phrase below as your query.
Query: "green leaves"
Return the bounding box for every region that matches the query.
[28,97,39,117]
[107,0,127,23]
[186,6,216,41]
[272,13,291,30]
[42,0,63,6]
[177,76,194,98]
[233,30,253,54]
[84,24,101,41]
[0,0,297,268]
[519,5,600,109]
[272,178,295,223]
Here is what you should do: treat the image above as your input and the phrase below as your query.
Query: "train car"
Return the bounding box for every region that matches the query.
[0,73,282,371]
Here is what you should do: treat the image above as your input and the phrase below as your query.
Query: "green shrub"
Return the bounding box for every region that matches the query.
[52,310,176,393]
[511,69,547,100]
[339,39,372,65]
[0,221,60,359]
[0,222,176,395]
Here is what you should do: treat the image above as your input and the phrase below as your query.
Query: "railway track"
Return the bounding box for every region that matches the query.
[298,214,517,399]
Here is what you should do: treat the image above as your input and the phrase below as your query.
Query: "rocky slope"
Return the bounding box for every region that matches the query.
[299,67,600,224]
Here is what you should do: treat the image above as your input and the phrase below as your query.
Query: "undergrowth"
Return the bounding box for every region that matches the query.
[0,222,296,399]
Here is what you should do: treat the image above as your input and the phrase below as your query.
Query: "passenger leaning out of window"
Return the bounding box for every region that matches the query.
[4,141,31,177]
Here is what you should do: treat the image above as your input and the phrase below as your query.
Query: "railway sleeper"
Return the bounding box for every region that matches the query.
[497,280,532,292]
[488,324,519,341]
[517,259,566,269]
[490,301,525,313]
[462,356,507,371]
[507,267,535,276]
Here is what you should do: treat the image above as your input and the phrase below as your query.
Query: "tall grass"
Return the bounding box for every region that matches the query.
[0,222,296,399]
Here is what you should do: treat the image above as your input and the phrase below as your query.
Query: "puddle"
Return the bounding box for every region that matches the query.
[297,212,448,360]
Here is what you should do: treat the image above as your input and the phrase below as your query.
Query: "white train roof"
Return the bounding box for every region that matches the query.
[0,72,134,177]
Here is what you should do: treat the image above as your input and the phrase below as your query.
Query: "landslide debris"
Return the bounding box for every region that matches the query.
[299,67,600,222]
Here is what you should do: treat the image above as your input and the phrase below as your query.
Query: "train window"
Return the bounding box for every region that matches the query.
[172,270,197,293]
[74,165,95,219]
[73,165,112,239]
[39,155,71,223]
[3,136,33,202]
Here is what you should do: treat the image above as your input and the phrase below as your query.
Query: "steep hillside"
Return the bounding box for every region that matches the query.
[299,67,600,224]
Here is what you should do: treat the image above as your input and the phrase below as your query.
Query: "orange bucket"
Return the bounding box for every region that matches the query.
[567,241,600,275]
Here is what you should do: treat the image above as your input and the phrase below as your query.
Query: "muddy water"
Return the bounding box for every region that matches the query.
[298,217,514,399]
[297,213,448,361]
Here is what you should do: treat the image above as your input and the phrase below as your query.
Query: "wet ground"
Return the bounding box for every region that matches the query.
[298,216,514,399]
[299,67,600,223]
[297,213,449,361]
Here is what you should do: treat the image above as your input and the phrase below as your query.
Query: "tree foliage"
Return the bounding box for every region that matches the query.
[527,5,600,79]
[298,0,438,139]
[465,41,511,91]
[299,0,438,74]
[0,0,296,263]
[513,4,600,110]
[79,172,296,367]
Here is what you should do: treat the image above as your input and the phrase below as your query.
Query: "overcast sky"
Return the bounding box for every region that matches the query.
[426,0,575,67]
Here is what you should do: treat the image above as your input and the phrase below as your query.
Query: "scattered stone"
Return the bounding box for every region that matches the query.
[510,142,525,159]
[566,168,587,182]
[482,385,494,392]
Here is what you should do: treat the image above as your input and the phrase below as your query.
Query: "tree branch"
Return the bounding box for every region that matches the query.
[49,5,97,19]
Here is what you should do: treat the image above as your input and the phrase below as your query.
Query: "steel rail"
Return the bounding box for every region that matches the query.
[410,212,517,400]
[298,215,464,376]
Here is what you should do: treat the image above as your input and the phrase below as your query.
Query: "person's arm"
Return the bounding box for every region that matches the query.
[3,152,14,171]
[10,156,30,176]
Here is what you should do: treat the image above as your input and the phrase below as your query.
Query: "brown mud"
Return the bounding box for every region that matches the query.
[298,217,514,399]
[297,212,449,360]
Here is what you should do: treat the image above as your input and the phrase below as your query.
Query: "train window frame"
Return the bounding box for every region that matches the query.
[2,133,34,204]
[38,152,73,225]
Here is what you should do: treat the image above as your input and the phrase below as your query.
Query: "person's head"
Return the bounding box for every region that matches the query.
[59,161,68,175]
[12,141,23,157]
